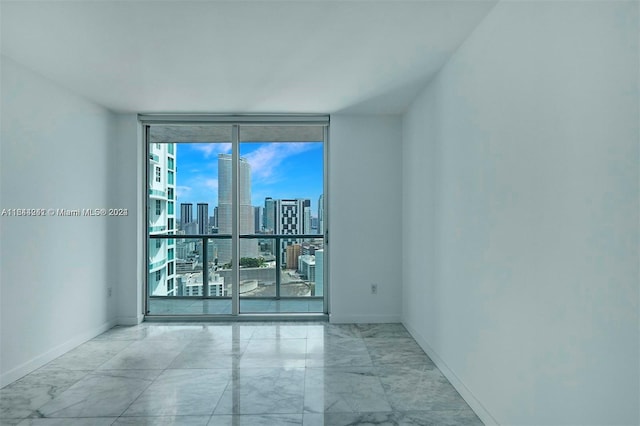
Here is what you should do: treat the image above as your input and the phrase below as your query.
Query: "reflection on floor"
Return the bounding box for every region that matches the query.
[148,298,325,315]
[0,322,484,425]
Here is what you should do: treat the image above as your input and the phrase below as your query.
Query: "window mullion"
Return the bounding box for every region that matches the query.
[231,125,240,316]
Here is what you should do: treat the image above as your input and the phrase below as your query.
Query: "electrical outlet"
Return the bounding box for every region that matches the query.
[371,283,378,294]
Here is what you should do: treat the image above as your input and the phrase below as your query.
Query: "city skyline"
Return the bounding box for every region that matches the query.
[147,138,325,302]
[174,142,323,219]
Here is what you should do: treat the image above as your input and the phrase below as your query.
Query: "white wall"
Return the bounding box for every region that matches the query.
[0,56,122,385]
[402,1,639,425]
[110,114,144,325]
[329,115,403,323]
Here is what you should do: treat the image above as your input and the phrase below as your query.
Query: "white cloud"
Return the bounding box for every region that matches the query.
[191,143,231,159]
[177,176,218,206]
[175,185,192,199]
[243,143,314,180]
[204,178,218,191]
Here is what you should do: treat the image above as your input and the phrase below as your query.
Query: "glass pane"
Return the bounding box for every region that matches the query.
[239,237,276,296]
[147,125,233,316]
[240,236,324,313]
[148,237,235,315]
[239,129,324,314]
[238,140,324,236]
[279,237,325,297]
[147,122,326,317]
[148,237,165,294]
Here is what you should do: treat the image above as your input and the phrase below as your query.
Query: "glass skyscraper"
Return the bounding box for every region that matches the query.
[148,143,176,296]
[197,203,208,234]
[217,154,258,263]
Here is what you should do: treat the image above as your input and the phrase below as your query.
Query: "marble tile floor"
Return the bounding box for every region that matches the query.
[0,322,483,426]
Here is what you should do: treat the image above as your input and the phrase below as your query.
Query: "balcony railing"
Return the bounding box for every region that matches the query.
[147,233,324,301]
[148,189,166,198]
[149,260,166,271]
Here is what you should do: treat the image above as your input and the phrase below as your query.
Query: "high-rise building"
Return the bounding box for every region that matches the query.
[180,203,193,225]
[298,254,316,282]
[197,203,208,235]
[317,194,324,234]
[217,154,258,263]
[286,244,301,269]
[275,199,310,234]
[148,143,177,296]
[275,198,311,263]
[264,197,276,233]
[182,272,225,297]
[183,222,198,235]
[303,204,311,235]
[254,206,263,233]
[301,242,317,256]
[315,249,324,296]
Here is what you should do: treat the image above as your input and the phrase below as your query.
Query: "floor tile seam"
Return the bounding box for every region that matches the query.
[362,340,418,351]
[303,409,479,417]
[114,414,216,418]
[208,413,305,416]
[7,366,92,386]
[302,356,309,415]
[164,364,240,370]
[361,336,413,340]
[0,412,35,421]
[95,368,166,372]
[0,370,94,418]
[222,364,306,369]
[247,337,309,342]
[167,345,243,368]
[305,336,313,369]
[91,337,139,342]
[371,360,438,368]
[304,363,375,369]
[174,340,250,348]
[156,340,194,370]
[114,366,173,418]
[181,339,252,346]
[138,338,201,344]
[89,340,137,372]
[303,408,396,415]
[239,355,307,365]
[209,372,236,416]
[242,350,308,358]
[406,405,476,412]
[155,367,235,373]
[373,364,398,413]
[19,414,121,419]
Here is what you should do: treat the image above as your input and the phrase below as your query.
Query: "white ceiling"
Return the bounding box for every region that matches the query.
[0,1,497,114]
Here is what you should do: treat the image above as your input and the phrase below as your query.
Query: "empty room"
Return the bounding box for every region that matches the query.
[1,1,638,425]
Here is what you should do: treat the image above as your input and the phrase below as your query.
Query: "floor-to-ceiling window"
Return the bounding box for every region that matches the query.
[142,116,328,318]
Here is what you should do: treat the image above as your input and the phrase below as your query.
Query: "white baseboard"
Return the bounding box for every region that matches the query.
[0,319,117,388]
[402,320,499,426]
[329,313,402,324]
[116,314,144,326]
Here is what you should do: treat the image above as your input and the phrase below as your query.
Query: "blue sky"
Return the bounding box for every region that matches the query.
[173,142,323,220]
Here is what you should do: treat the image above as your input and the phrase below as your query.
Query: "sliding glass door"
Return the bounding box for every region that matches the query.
[143,116,328,318]
[238,126,325,314]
